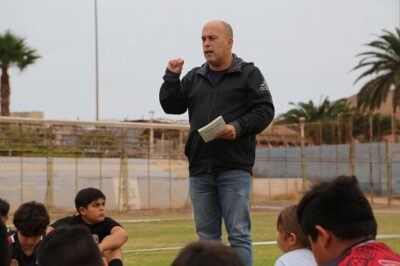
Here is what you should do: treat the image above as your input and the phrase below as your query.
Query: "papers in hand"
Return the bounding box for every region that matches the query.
[198,116,226,143]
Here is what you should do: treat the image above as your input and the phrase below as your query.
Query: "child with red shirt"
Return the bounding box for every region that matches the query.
[297,176,400,266]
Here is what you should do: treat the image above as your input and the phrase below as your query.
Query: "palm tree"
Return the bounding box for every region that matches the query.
[277,97,351,124]
[354,28,400,142]
[277,97,353,144]
[0,30,40,116]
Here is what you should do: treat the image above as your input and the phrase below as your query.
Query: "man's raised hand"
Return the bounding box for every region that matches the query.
[167,58,184,74]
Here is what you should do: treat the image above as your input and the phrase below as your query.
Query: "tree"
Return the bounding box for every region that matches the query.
[277,97,351,124]
[354,28,400,142]
[0,30,40,116]
[277,98,354,144]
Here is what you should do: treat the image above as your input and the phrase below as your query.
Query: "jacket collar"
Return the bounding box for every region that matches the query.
[197,53,244,76]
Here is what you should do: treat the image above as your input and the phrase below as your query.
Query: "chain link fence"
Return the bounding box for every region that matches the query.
[0,115,399,213]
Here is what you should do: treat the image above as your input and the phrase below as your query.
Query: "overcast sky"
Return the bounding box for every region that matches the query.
[0,0,398,121]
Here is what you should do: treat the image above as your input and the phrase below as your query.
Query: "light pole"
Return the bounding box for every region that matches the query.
[94,0,99,120]
[149,111,154,155]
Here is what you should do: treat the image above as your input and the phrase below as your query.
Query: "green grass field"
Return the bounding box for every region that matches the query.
[119,211,400,266]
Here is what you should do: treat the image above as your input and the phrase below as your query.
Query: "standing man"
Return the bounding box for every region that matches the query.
[159,20,274,266]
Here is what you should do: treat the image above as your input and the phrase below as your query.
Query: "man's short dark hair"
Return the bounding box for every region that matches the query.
[171,240,244,266]
[13,201,49,237]
[297,175,377,241]
[0,198,10,218]
[75,187,106,213]
[37,225,104,266]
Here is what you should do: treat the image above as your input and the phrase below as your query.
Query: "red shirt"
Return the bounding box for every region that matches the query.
[325,240,400,266]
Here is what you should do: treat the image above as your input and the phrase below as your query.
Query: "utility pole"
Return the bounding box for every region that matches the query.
[94,0,99,120]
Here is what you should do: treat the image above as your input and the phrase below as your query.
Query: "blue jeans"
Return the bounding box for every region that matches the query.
[189,170,252,266]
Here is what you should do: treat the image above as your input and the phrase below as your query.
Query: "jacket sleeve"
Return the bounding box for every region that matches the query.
[230,66,274,137]
[159,68,188,114]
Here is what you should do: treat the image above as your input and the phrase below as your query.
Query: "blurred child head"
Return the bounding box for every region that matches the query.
[171,240,244,266]
[37,225,106,266]
[0,198,10,223]
[276,205,310,253]
[13,201,50,252]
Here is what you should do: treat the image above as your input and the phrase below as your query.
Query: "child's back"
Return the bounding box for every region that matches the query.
[274,205,316,266]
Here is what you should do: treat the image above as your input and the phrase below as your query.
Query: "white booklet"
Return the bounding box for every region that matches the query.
[198,115,226,143]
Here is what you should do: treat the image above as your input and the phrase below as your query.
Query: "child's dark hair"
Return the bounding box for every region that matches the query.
[37,225,104,266]
[297,176,377,241]
[172,240,244,266]
[13,201,50,236]
[0,198,10,218]
[75,187,106,213]
[277,205,310,248]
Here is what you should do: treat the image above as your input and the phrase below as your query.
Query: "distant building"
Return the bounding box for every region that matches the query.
[257,122,304,147]
[347,90,400,119]
[11,111,44,119]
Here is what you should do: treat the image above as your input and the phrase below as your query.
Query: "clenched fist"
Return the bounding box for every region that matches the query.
[167,58,184,74]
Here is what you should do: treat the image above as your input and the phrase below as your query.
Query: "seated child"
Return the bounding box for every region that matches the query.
[275,205,317,266]
[49,187,128,266]
[9,201,50,266]
[37,225,106,266]
[0,219,10,266]
[297,175,400,266]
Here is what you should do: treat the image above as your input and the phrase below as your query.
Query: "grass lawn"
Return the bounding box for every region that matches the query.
[119,211,400,266]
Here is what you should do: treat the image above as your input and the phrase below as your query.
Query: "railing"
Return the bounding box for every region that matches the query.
[0,116,398,213]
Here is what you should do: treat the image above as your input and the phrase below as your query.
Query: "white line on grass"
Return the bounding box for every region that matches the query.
[124,246,182,253]
[119,217,191,223]
[122,234,400,254]
[376,234,400,239]
[252,205,284,210]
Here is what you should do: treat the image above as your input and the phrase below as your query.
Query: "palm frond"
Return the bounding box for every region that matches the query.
[354,28,400,112]
[353,62,391,84]
[357,73,393,111]
[0,30,40,71]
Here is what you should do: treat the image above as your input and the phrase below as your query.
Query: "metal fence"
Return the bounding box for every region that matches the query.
[0,116,398,213]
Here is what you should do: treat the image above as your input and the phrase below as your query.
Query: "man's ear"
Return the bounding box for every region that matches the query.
[78,206,87,216]
[315,225,332,248]
[227,37,233,49]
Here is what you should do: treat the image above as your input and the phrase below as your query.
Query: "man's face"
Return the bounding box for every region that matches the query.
[201,21,233,69]
[79,198,106,224]
[17,231,42,253]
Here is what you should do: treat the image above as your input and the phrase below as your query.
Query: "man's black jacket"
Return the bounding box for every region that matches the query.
[160,54,274,176]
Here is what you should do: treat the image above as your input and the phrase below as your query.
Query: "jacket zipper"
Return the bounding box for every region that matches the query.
[206,87,215,174]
